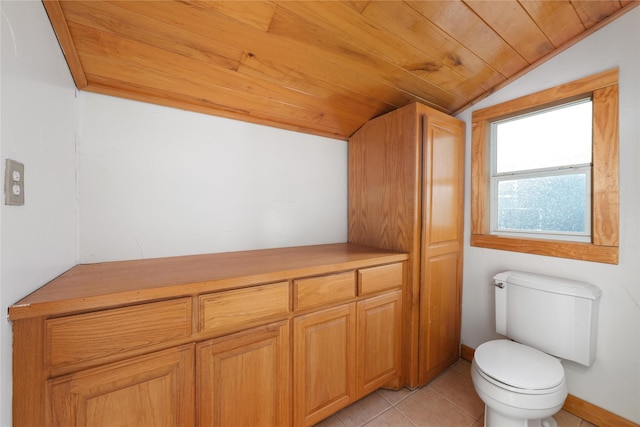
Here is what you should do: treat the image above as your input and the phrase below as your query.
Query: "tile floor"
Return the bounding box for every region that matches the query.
[314,359,596,427]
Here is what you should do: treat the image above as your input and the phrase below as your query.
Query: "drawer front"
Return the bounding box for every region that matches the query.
[358,263,403,295]
[294,271,356,311]
[46,298,192,368]
[200,282,289,333]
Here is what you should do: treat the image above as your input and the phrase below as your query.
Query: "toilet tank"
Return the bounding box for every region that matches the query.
[494,270,602,366]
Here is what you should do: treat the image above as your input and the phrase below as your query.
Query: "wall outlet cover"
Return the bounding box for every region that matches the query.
[5,159,25,205]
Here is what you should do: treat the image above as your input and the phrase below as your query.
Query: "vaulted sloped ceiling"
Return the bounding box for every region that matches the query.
[44,0,638,140]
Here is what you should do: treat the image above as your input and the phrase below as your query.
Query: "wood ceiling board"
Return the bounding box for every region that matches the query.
[267,5,466,112]
[189,0,277,32]
[60,1,242,71]
[342,1,369,14]
[572,0,623,29]
[111,0,428,125]
[71,24,360,137]
[272,0,484,104]
[83,75,349,140]
[42,0,88,87]
[463,0,556,64]
[42,0,638,140]
[518,0,586,47]
[273,1,428,68]
[268,2,460,107]
[360,1,504,92]
[237,52,395,126]
[406,0,528,78]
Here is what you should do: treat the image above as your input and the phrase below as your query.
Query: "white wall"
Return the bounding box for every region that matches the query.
[77,93,347,263]
[0,1,78,425]
[457,9,640,424]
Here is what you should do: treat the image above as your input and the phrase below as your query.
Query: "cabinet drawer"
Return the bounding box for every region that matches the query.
[200,282,289,333]
[358,263,403,295]
[294,271,356,311]
[46,298,192,368]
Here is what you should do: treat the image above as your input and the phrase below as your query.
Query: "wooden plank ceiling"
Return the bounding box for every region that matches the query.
[44,0,638,140]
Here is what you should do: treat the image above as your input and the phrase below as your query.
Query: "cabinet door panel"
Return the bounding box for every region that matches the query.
[419,252,462,383]
[197,322,290,427]
[293,304,356,427]
[423,116,465,246]
[357,290,402,396]
[419,108,465,385]
[46,344,194,427]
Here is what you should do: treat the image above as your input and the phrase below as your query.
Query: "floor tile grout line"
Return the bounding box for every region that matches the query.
[336,391,400,427]
[426,383,484,421]
[363,406,419,427]
[428,362,487,422]
[376,388,418,408]
[338,404,390,427]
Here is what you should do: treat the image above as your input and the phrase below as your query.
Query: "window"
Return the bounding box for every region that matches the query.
[492,99,592,242]
[471,69,619,264]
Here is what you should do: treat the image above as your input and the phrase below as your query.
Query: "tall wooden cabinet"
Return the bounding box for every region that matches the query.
[349,102,465,387]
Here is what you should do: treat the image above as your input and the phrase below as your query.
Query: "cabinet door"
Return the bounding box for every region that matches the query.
[197,321,290,427]
[420,253,462,382]
[419,111,465,384]
[357,290,402,396]
[46,344,195,426]
[293,304,356,427]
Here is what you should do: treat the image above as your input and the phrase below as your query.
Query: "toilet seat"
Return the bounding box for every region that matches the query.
[475,340,565,394]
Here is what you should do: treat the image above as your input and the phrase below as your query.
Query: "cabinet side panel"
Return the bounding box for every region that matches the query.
[13,318,47,426]
[348,103,422,387]
[348,104,421,253]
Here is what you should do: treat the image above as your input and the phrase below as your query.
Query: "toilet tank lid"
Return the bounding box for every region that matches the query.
[494,271,602,300]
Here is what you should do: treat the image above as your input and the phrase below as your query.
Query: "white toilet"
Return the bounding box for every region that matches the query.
[471,271,602,427]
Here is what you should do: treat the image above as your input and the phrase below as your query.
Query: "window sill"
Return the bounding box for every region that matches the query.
[470,234,618,264]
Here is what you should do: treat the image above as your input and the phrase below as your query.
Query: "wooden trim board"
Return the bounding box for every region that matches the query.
[460,344,639,427]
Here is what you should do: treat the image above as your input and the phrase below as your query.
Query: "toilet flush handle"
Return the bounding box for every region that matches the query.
[494,281,505,289]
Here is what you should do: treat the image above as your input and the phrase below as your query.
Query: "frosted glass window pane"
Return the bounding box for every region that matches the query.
[496,101,592,174]
[496,174,587,233]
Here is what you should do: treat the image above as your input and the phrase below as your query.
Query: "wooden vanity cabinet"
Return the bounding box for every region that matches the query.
[9,244,407,427]
[349,102,465,388]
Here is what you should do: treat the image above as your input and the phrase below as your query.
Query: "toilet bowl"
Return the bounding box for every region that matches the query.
[472,340,568,427]
[471,271,601,427]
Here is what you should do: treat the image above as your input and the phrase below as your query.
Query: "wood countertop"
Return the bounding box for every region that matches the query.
[9,243,407,320]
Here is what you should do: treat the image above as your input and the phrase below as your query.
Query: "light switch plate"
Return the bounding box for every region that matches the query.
[5,159,24,205]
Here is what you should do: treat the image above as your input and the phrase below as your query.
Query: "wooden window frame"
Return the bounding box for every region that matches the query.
[471,69,619,264]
